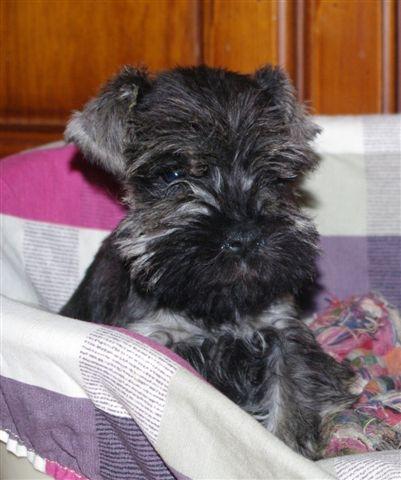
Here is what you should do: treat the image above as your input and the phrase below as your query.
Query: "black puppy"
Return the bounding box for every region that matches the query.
[61,65,357,458]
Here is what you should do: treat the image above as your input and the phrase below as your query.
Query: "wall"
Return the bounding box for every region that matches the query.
[1,0,400,157]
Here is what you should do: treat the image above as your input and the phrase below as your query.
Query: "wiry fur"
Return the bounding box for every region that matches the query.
[61,65,357,459]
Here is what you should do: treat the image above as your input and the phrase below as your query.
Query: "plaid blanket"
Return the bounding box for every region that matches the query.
[1,114,400,479]
[1,295,332,480]
[1,293,400,480]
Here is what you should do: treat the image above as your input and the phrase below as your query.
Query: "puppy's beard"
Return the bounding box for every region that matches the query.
[115,194,213,284]
[114,194,318,322]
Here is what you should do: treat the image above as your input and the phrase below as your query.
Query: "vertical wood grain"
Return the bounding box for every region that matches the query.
[303,0,397,114]
[381,0,396,112]
[202,0,279,73]
[277,0,297,89]
[397,0,401,111]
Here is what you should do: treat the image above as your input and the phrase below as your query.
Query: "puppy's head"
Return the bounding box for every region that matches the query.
[66,65,320,326]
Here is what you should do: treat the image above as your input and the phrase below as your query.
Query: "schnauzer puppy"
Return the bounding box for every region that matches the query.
[61,65,357,459]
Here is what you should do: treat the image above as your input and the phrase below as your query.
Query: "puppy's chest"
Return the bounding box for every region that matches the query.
[127,310,204,345]
[126,298,297,346]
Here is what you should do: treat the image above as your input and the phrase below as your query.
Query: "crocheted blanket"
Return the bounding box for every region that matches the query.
[309,293,401,457]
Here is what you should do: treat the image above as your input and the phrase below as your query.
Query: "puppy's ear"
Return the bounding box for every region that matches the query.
[65,66,151,177]
[254,65,320,142]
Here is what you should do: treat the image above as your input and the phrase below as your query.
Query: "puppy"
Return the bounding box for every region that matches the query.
[61,65,356,458]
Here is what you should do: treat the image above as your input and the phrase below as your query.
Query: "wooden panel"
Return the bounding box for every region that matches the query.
[277,0,301,98]
[1,0,400,158]
[396,0,401,111]
[303,0,396,114]
[277,0,296,86]
[0,0,199,125]
[202,0,279,73]
[381,0,398,112]
[0,126,63,159]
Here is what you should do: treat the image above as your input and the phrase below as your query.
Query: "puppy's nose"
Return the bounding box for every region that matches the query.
[222,223,263,254]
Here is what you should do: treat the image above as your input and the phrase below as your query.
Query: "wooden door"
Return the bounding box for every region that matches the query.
[1,0,400,157]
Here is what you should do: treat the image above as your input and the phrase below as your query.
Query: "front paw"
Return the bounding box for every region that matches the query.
[206,329,280,406]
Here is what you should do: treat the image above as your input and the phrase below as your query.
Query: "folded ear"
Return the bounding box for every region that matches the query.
[65,66,151,177]
[254,65,320,142]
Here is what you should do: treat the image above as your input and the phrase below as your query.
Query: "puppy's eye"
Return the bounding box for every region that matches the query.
[161,169,187,183]
[276,176,296,186]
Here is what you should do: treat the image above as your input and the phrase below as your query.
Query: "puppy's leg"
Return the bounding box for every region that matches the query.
[174,329,279,410]
[174,324,357,460]
[249,321,357,459]
[278,322,357,458]
[60,234,148,326]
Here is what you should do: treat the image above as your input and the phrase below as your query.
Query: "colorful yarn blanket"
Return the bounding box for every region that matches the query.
[308,293,401,457]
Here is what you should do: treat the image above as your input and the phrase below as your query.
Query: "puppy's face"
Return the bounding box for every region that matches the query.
[66,66,320,326]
